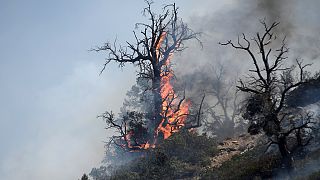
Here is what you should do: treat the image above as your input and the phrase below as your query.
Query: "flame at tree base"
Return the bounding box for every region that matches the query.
[122,32,190,150]
[157,67,191,139]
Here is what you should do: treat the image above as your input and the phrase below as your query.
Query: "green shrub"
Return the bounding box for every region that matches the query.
[201,147,281,180]
[158,130,217,165]
[306,170,320,180]
[110,170,140,180]
[110,130,217,180]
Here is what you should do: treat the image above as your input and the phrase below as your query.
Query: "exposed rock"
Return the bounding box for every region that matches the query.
[211,133,263,168]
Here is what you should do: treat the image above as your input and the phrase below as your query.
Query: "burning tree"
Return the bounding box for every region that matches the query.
[220,20,316,168]
[94,1,200,152]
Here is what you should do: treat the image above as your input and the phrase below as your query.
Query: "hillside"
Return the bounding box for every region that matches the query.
[95,131,320,180]
[287,76,320,107]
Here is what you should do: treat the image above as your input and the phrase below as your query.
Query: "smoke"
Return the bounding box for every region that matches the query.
[170,1,320,121]
[174,0,320,79]
[257,0,320,62]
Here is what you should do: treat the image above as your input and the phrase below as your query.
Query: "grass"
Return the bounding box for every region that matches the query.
[201,146,281,180]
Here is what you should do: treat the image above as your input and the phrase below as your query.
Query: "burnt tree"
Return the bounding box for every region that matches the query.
[93,1,199,146]
[220,20,315,169]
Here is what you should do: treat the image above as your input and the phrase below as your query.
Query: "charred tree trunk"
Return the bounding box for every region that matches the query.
[219,97,236,137]
[220,20,313,173]
[296,129,303,146]
[151,68,164,143]
[278,135,293,170]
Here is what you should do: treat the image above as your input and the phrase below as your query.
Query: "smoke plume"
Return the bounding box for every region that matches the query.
[175,0,320,79]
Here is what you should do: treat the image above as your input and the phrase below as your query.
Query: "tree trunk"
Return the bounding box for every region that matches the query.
[218,97,235,138]
[151,68,164,143]
[278,136,293,170]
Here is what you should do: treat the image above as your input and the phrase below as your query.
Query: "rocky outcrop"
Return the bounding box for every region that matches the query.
[211,134,263,168]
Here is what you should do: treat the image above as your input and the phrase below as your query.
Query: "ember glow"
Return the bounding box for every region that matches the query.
[123,130,155,151]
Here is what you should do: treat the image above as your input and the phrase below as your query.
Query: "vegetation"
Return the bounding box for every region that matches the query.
[305,171,320,180]
[202,146,281,180]
[93,0,201,151]
[220,20,316,169]
[82,2,320,180]
[108,130,217,180]
[80,174,89,180]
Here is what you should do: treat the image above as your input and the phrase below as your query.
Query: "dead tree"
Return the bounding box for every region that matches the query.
[93,1,199,145]
[202,64,244,139]
[99,111,149,152]
[220,20,314,169]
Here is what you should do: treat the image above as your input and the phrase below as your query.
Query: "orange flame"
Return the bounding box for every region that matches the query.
[156,32,190,140]
[123,31,190,150]
[124,130,155,151]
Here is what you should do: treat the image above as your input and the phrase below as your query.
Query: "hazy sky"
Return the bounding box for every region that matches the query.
[0,0,226,179]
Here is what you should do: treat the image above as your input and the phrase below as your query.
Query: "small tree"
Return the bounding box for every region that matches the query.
[89,166,108,180]
[220,20,315,168]
[80,174,89,180]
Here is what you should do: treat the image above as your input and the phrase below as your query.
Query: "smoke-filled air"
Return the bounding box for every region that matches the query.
[1,0,320,179]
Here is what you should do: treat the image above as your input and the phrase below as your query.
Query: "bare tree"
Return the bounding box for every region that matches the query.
[93,1,200,147]
[220,20,315,169]
[202,64,245,139]
[99,111,150,151]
